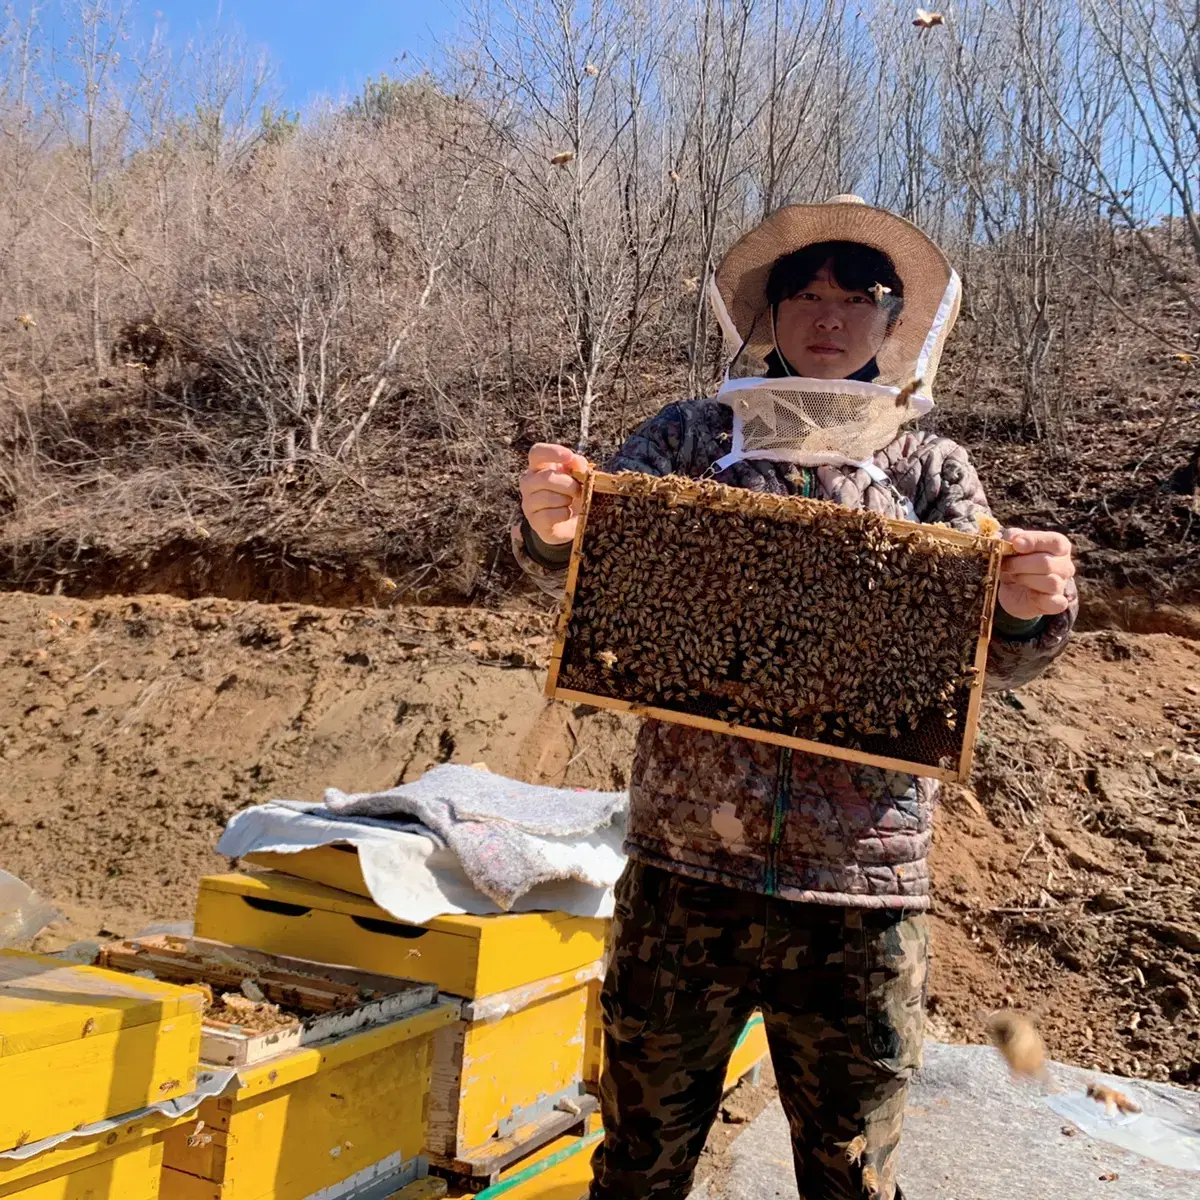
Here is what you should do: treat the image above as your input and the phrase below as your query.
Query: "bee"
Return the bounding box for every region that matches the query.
[1086,1083,1142,1117]
[893,377,932,418]
[986,1011,1048,1082]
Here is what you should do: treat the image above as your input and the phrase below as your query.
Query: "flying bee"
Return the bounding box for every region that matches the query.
[894,375,926,410]
[1086,1083,1142,1117]
[986,1011,1048,1082]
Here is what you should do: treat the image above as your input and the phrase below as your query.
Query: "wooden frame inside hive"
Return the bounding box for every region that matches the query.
[545,471,1011,783]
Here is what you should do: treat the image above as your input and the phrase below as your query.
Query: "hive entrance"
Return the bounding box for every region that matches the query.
[546,472,1008,782]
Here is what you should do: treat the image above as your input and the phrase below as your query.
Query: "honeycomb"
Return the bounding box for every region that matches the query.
[552,472,1003,775]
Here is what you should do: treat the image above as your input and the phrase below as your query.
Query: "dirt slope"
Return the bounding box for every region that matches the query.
[0,593,635,936]
[2,590,1198,1090]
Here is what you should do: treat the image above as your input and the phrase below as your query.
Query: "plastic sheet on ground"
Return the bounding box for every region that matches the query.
[0,869,58,949]
[690,1042,1200,1200]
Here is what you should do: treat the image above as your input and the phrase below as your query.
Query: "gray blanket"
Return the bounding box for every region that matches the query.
[323,764,627,910]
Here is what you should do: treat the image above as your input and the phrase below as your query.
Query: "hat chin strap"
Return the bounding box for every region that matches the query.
[769,309,794,377]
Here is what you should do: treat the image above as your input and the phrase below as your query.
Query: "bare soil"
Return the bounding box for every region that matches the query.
[2,590,1198,1099]
[0,592,634,939]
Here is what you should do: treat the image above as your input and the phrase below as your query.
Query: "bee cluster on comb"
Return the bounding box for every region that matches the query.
[547,471,1007,780]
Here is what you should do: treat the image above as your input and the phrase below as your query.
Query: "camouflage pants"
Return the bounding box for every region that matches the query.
[589,862,928,1200]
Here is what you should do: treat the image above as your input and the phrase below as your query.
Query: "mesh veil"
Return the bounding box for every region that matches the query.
[708,198,962,473]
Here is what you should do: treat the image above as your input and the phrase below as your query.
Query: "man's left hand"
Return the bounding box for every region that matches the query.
[998,529,1075,621]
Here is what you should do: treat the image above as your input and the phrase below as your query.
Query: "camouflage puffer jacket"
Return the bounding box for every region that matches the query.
[513,399,1078,909]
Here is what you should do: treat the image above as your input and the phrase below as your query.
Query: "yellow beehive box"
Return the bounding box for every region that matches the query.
[158,1000,457,1200]
[428,1030,768,1200]
[243,844,378,898]
[0,1107,183,1200]
[0,951,203,1155]
[426,964,602,1185]
[442,1117,603,1200]
[582,996,768,1094]
[725,1012,768,1089]
[582,975,604,1092]
[97,936,439,1069]
[194,872,607,1000]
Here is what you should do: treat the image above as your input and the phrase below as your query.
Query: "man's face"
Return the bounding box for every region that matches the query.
[772,265,894,380]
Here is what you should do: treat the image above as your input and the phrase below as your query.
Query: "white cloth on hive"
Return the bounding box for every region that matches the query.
[322,764,627,910]
[217,766,628,923]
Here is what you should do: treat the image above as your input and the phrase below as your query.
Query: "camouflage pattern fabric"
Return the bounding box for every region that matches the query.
[510,517,572,599]
[515,398,1078,907]
[590,862,927,1199]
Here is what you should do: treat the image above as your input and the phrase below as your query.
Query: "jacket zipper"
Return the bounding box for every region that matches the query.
[766,746,792,897]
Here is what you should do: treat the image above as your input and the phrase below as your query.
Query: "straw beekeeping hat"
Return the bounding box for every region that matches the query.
[708,194,962,474]
[712,194,960,390]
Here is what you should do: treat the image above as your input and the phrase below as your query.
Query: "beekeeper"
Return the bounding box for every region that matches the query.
[514,196,1076,1200]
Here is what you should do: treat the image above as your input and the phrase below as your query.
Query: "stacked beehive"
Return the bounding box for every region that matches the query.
[0,951,203,1199]
[196,854,609,1190]
[209,846,768,1192]
[95,935,456,1200]
[3,799,770,1199]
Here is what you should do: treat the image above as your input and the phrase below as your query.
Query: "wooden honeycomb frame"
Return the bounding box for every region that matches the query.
[545,470,1011,783]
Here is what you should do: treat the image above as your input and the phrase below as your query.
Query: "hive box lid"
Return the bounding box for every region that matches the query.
[0,950,204,1057]
[198,872,589,938]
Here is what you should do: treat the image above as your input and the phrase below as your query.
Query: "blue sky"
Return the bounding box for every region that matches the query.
[45,1,460,111]
[155,1,458,108]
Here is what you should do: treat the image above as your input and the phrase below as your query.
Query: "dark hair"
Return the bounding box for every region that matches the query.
[765,239,904,323]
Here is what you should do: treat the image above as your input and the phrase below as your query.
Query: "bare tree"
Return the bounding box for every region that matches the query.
[3,0,1198,574]
[1003,0,1200,331]
[42,2,172,371]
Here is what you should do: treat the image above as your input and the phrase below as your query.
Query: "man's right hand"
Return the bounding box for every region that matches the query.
[520,443,589,546]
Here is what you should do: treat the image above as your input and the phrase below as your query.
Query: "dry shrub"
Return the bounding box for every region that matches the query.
[0,1,1195,598]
